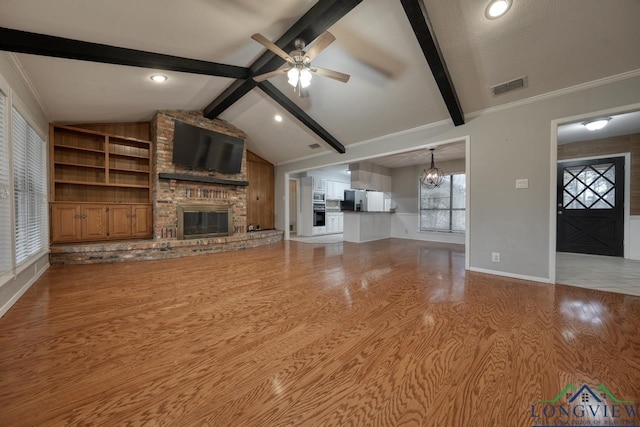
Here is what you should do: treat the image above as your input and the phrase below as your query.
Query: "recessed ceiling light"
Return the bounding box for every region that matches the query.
[582,118,611,131]
[150,74,168,83]
[274,114,283,122]
[485,0,512,19]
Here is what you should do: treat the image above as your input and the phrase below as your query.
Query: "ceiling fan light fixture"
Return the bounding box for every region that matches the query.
[287,68,300,87]
[582,118,611,131]
[421,149,445,189]
[299,68,313,88]
[485,0,511,19]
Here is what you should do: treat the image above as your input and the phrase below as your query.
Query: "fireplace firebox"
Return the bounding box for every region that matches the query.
[177,204,233,239]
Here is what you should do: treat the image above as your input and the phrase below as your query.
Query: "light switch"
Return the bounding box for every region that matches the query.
[515,179,529,189]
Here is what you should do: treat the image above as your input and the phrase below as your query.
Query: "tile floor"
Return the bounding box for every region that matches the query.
[556,252,640,296]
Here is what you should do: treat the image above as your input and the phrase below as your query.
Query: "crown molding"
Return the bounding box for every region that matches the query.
[466,68,640,119]
[5,52,49,120]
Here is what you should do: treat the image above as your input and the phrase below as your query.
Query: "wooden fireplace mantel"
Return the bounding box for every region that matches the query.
[158,173,249,187]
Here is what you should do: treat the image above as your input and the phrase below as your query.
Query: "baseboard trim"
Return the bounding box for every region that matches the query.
[0,263,49,318]
[468,267,552,284]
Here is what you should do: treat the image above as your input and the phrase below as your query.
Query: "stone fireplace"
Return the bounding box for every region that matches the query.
[177,204,233,239]
[151,110,248,239]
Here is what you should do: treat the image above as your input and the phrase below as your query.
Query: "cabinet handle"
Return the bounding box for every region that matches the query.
[74,214,80,218]
[82,215,87,219]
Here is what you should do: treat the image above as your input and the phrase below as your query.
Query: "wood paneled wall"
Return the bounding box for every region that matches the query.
[558,133,640,215]
[69,122,151,141]
[246,151,275,230]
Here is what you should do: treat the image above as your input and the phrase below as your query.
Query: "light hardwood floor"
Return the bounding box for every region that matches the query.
[1,239,639,426]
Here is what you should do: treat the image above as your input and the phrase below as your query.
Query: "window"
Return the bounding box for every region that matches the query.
[0,90,11,275]
[12,107,47,265]
[419,173,466,232]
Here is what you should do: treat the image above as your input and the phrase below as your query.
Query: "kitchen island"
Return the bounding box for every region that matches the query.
[343,211,392,243]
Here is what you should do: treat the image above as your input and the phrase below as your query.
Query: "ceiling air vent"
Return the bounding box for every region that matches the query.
[308,143,321,149]
[491,76,528,96]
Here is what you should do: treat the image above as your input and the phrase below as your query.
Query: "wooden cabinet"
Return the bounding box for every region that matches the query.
[51,203,151,243]
[246,151,275,230]
[51,204,107,242]
[50,124,153,243]
[109,204,153,239]
[132,205,153,237]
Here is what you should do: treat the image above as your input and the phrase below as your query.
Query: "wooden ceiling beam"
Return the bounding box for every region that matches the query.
[400,0,465,126]
[258,81,345,154]
[0,27,250,79]
[204,0,362,120]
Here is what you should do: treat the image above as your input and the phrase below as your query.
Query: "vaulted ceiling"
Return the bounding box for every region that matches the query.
[1,0,639,165]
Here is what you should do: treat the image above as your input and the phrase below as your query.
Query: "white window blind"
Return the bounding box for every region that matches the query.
[12,107,47,265]
[0,90,11,275]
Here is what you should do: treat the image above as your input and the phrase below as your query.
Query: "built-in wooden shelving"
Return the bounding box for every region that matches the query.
[50,124,153,243]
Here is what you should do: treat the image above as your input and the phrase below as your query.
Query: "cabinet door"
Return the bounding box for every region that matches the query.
[337,213,344,233]
[51,204,82,242]
[109,205,131,239]
[132,205,153,237]
[338,183,347,201]
[82,205,108,240]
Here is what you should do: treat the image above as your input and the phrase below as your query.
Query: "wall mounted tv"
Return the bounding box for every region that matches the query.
[172,121,244,174]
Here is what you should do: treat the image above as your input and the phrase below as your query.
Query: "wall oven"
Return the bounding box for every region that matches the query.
[313,203,326,227]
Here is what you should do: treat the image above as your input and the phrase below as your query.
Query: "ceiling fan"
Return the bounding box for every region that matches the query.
[251,31,350,97]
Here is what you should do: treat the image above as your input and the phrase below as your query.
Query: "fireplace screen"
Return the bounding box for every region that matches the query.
[177,204,233,239]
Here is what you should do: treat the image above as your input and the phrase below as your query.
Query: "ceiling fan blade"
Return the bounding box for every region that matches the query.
[252,67,288,82]
[304,31,336,61]
[251,33,293,62]
[312,66,350,83]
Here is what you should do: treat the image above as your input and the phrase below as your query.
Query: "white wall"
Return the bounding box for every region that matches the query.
[0,53,50,317]
[276,73,640,282]
[631,216,640,260]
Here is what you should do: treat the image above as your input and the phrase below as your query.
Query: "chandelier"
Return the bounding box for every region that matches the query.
[421,148,445,189]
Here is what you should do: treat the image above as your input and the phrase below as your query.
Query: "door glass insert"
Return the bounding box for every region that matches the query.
[562,163,615,209]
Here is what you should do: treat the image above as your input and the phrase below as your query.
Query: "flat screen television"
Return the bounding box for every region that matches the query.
[172,121,244,174]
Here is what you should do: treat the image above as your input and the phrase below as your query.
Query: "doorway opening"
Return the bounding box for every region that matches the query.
[289,179,298,235]
[552,107,640,296]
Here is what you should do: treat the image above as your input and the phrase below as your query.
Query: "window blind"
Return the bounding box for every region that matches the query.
[0,90,11,274]
[12,107,47,265]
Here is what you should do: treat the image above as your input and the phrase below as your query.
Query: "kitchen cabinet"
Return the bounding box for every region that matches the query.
[313,177,327,192]
[326,181,348,200]
[326,212,344,234]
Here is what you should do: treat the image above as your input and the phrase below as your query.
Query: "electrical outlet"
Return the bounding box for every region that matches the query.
[492,252,500,263]
[515,179,529,189]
